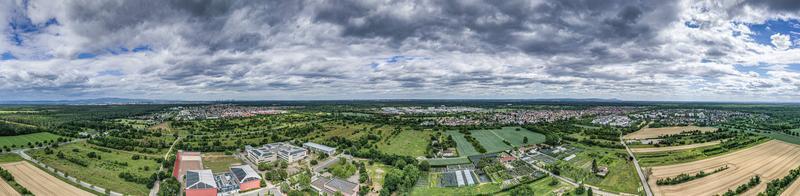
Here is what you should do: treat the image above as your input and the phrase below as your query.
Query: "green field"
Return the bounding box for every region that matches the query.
[377,130,432,157]
[411,182,503,195]
[446,127,546,157]
[28,141,160,195]
[446,131,480,157]
[496,176,573,196]
[202,153,243,173]
[637,137,768,167]
[558,144,641,194]
[0,132,62,148]
[0,153,23,163]
[426,157,471,166]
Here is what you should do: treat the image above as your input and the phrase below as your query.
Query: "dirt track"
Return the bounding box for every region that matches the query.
[631,141,721,153]
[0,161,92,196]
[648,140,800,196]
[624,126,717,140]
[0,178,20,196]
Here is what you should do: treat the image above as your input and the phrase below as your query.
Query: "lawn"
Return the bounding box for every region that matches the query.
[0,153,23,163]
[0,132,63,149]
[411,182,503,195]
[28,141,160,195]
[377,130,432,157]
[558,144,641,194]
[471,130,512,153]
[426,157,471,166]
[489,127,546,147]
[366,163,391,194]
[202,153,243,173]
[496,176,573,196]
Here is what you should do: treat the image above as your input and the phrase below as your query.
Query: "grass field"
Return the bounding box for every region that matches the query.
[446,127,546,158]
[411,182,503,195]
[0,132,62,148]
[28,141,160,195]
[0,154,23,163]
[496,176,572,196]
[377,130,432,157]
[366,163,391,195]
[202,153,242,173]
[426,157,471,166]
[561,144,641,194]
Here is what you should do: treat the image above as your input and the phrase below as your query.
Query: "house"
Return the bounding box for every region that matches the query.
[311,177,359,196]
[230,165,262,191]
[303,142,337,155]
[441,148,457,157]
[245,142,308,164]
[499,156,516,163]
[185,170,217,196]
[596,166,609,177]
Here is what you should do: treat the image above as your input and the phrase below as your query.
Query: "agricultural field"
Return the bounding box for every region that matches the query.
[631,141,721,153]
[0,161,92,196]
[0,132,63,149]
[648,140,800,195]
[411,182,503,195]
[202,152,242,173]
[637,136,767,167]
[495,176,572,196]
[28,141,161,195]
[0,177,19,196]
[426,157,471,166]
[624,126,717,140]
[446,127,546,157]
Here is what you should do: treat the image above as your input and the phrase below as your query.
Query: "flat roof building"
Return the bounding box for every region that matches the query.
[185,170,217,196]
[245,142,308,164]
[230,165,262,191]
[311,177,359,196]
[303,142,337,155]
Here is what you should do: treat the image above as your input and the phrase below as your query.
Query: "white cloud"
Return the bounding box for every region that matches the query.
[771,33,792,50]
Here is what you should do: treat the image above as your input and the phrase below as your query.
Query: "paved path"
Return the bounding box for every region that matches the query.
[621,136,653,196]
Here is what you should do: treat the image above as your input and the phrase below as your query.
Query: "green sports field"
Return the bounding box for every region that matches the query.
[0,132,62,148]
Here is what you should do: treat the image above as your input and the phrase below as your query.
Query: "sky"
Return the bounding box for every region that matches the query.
[1,0,800,102]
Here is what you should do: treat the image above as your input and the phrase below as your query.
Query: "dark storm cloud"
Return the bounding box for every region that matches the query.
[739,0,800,12]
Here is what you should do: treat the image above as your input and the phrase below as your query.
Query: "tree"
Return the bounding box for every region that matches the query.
[510,185,535,196]
[419,160,430,171]
[523,137,529,144]
[587,187,593,196]
[591,159,598,173]
[157,177,181,196]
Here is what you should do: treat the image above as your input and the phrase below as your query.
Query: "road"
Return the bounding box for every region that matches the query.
[621,137,653,196]
[149,137,182,196]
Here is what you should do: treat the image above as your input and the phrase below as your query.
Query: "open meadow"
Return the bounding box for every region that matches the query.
[447,127,546,156]
[0,161,92,196]
[29,141,160,195]
[0,132,62,149]
[202,152,242,173]
[624,126,717,140]
[648,140,800,196]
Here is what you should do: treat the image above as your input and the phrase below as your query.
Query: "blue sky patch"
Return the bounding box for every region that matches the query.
[77,53,97,59]
[132,45,152,52]
[788,64,800,72]
[685,21,700,29]
[1,52,16,60]
[7,0,59,46]
[97,69,125,77]
[734,64,769,76]
[386,55,414,63]
[747,19,799,47]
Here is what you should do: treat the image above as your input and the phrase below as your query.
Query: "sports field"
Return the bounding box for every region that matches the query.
[0,132,62,148]
[446,127,546,158]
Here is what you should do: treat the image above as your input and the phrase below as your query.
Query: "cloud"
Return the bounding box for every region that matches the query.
[0,0,799,101]
[771,33,793,50]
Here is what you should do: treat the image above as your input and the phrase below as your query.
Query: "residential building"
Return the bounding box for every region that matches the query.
[303,142,337,155]
[185,170,217,196]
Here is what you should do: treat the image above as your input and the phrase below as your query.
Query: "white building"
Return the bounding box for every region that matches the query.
[245,142,307,163]
[303,142,337,155]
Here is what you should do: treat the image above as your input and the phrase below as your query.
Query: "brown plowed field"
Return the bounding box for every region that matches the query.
[648,140,800,196]
[624,126,717,140]
[0,178,20,196]
[0,161,92,196]
[783,179,800,196]
[631,141,721,153]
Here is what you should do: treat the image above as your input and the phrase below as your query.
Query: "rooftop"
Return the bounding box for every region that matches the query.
[304,142,336,152]
[186,170,217,189]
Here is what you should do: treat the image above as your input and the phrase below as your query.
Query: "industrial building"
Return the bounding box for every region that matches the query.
[245,142,308,163]
[311,176,359,196]
[303,142,337,155]
[185,170,218,196]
